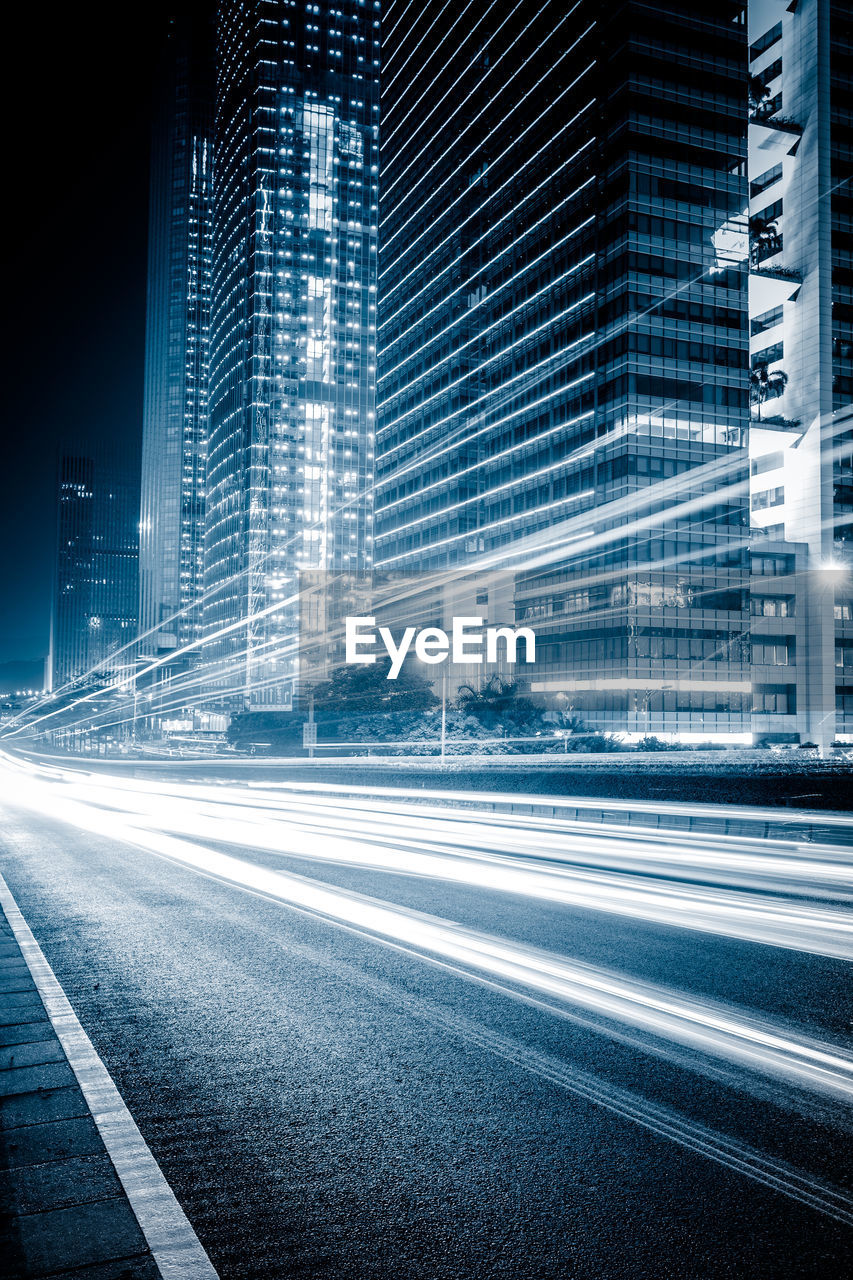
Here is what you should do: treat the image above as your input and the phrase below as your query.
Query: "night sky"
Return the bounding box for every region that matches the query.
[2,3,183,667]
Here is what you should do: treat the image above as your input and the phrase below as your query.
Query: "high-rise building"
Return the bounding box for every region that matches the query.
[139,9,214,657]
[50,454,139,691]
[747,0,853,746]
[203,0,380,708]
[376,0,752,741]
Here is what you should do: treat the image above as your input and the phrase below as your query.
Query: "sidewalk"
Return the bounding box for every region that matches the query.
[0,901,159,1279]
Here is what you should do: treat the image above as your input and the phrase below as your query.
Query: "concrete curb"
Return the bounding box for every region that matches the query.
[0,873,219,1279]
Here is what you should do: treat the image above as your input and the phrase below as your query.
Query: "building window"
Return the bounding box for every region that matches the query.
[754,683,795,714]
[836,643,853,669]
[752,555,794,575]
[752,342,783,369]
[752,305,783,336]
[750,164,783,199]
[750,24,782,61]
[751,452,784,477]
[753,641,791,666]
[751,596,793,617]
[752,486,785,511]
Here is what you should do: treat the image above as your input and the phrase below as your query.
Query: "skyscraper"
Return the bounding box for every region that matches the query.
[204,0,380,708]
[50,454,139,691]
[748,0,853,746]
[139,9,214,657]
[376,0,752,741]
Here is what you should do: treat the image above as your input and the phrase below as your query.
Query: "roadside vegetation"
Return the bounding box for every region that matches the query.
[226,666,622,756]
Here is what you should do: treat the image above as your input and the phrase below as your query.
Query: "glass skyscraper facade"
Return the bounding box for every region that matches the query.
[50,455,139,691]
[204,0,380,707]
[376,0,752,740]
[140,11,214,658]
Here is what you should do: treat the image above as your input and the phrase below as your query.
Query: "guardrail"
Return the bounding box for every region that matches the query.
[267,779,853,846]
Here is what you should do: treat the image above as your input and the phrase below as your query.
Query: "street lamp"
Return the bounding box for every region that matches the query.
[440,668,447,765]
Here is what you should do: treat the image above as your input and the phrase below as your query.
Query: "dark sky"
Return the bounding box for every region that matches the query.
[1,3,181,665]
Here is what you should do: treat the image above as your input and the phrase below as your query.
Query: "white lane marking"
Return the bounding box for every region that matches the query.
[0,871,219,1280]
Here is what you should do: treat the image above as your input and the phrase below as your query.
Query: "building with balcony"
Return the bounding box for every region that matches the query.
[747,0,853,744]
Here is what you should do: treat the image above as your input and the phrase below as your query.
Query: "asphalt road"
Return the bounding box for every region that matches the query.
[1,757,851,1278]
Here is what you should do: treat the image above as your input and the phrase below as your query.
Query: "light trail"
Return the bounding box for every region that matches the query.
[4,449,755,744]
[2,753,852,1112]
[25,770,853,956]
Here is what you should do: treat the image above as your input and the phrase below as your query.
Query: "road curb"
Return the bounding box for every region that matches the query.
[0,872,219,1279]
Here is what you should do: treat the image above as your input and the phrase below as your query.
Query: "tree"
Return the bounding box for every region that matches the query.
[456,675,546,748]
[542,707,622,753]
[344,706,509,756]
[226,709,303,754]
[548,707,589,735]
[309,659,438,719]
[748,75,773,121]
[458,675,522,726]
[750,364,788,418]
[749,216,781,266]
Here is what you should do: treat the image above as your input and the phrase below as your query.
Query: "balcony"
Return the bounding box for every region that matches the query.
[750,264,802,284]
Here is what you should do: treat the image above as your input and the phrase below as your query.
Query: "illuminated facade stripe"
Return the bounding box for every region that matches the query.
[379,256,594,390]
[378,300,595,440]
[383,0,469,80]
[378,354,596,464]
[376,492,598,563]
[378,408,597,516]
[381,69,597,264]
[380,136,596,316]
[383,3,583,198]
[380,202,594,351]
[377,0,752,742]
[375,460,599,539]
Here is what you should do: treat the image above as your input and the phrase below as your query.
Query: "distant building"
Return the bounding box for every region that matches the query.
[203,0,381,708]
[139,9,214,657]
[50,455,139,691]
[747,0,853,744]
[376,0,752,742]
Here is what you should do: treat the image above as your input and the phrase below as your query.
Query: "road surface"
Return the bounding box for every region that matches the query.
[1,752,851,1278]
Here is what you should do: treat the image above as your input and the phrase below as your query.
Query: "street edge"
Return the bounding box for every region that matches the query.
[0,869,220,1280]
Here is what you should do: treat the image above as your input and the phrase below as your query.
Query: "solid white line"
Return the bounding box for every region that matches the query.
[0,871,219,1280]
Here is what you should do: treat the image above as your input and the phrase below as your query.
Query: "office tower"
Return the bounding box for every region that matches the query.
[50,454,139,691]
[204,0,380,708]
[748,0,853,746]
[139,10,214,657]
[376,1,752,741]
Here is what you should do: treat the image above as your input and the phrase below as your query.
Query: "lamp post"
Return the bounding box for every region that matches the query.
[440,668,447,765]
